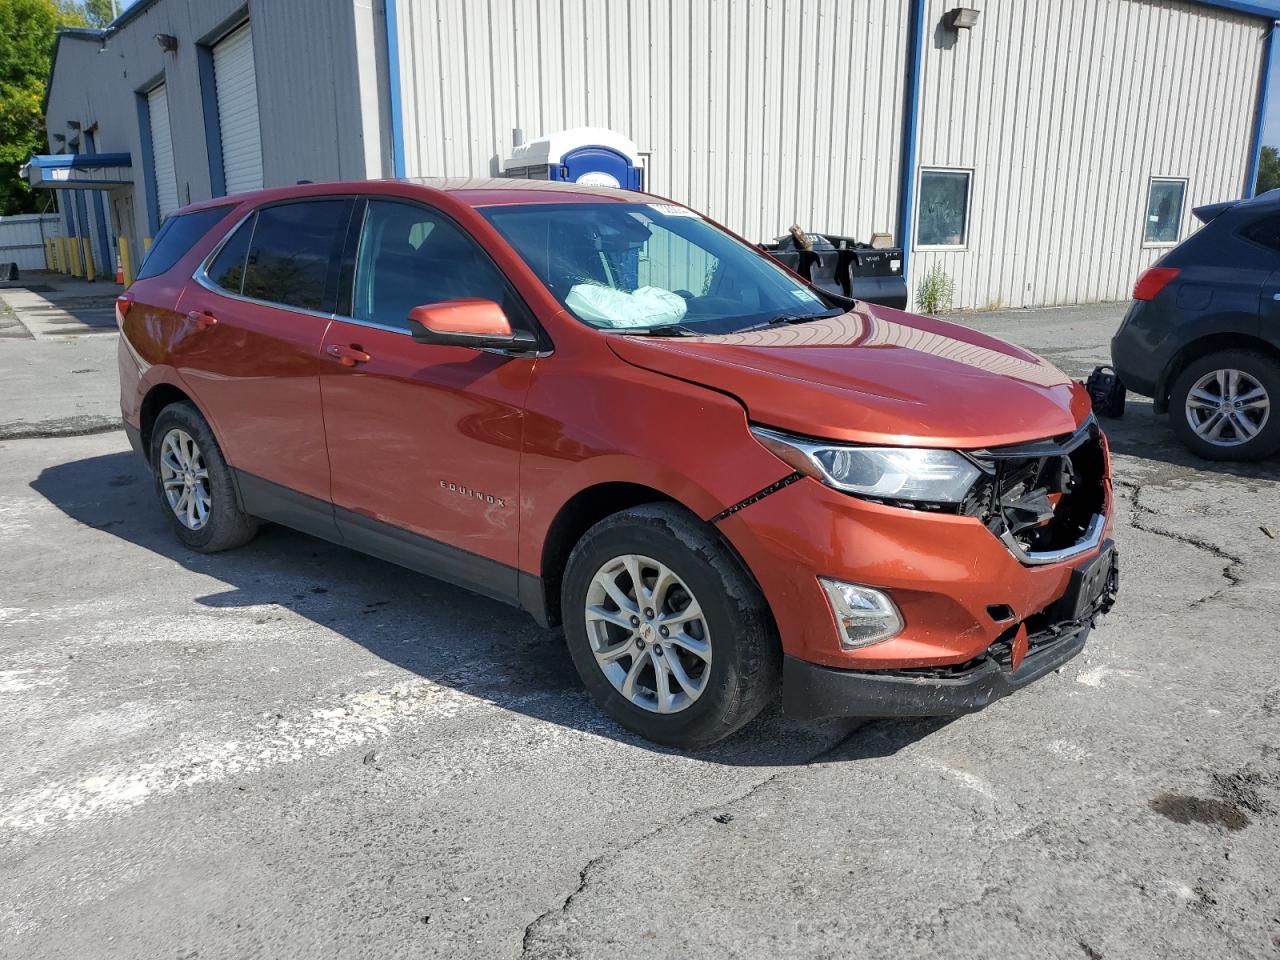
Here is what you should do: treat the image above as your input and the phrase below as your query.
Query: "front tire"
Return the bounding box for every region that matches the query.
[1169,350,1280,461]
[561,503,780,749]
[150,402,258,552]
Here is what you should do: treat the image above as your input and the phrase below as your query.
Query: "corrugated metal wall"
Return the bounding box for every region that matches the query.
[913,0,1267,309]
[0,215,63,271]
[396,0,1267,311]
[394,0,909,245]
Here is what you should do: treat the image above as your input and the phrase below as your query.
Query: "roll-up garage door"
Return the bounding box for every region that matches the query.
[213,23,264,195]
[147,84,179,221]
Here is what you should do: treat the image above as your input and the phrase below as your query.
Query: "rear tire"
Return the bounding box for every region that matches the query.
[150,402,258,552]
[561,503,780,749]
[1169,350,1280,461]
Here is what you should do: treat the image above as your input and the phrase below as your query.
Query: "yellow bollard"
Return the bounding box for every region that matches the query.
[69,238,82,277]
[119,236,134,287]
[82,237,95,281]
[57,238,67,274]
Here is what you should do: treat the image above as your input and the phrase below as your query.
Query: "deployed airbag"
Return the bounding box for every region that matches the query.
[566,283,688,328]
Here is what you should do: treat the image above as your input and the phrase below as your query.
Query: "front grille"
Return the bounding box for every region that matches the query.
[962,419,1107,562]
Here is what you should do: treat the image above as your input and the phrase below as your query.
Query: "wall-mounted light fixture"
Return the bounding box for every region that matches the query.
[154,33,178,53]
[946,7,980,29]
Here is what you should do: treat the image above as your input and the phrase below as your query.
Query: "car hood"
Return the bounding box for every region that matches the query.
[606,302,1092,448]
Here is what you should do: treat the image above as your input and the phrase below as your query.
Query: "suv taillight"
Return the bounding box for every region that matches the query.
[1133,266,1180,301]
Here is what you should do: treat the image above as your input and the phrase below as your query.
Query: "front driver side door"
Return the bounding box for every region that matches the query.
[318,198,539,603]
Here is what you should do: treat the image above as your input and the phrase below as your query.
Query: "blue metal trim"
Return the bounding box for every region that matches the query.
[73,190,93,275]
[1195,0,1280,17]
[84,132,115,278]
[135,92,161,237]
[197,44,227,196]
[896,0,927,288]
[384,0,406,177]
[1247,20,1279,195]
[27,153,131,169]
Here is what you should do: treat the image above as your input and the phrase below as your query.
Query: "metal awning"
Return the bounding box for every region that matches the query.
[20,153,132,190]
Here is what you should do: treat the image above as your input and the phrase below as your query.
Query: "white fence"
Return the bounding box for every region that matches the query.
[0,214,63,271]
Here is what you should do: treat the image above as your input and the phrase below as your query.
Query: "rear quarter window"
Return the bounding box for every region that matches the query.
[1240,216,1280,253]
[136,207,235,281]
[205,215,254,294]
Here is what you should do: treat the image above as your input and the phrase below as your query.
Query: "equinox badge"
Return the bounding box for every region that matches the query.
[440,480,506,508]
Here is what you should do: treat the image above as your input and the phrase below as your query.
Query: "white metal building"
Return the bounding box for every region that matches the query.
[32,0,1280,309]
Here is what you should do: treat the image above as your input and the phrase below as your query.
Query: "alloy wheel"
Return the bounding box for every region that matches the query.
[158,428,212,530]
[583,554,712,714]
[1184,368,1270,447]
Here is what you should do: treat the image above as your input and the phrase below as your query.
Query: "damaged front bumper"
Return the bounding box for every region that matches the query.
[782,543,1119,721]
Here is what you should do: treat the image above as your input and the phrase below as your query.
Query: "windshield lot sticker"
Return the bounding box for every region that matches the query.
[791,288,820,303]
[647,203,700,218]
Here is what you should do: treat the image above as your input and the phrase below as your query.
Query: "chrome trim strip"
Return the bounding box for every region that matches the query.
[973,415,1099,460]
[1000,512,1106,566]
[330,313,410,336]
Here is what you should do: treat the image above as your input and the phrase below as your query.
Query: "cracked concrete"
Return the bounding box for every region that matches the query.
[2,301,1279,958]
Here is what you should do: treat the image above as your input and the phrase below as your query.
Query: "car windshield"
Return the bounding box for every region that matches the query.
[481,202,840,335]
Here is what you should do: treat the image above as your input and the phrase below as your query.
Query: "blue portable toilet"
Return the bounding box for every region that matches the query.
[502,127,644,190]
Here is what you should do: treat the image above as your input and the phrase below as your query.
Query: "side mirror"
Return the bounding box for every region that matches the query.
[407,299,538,353]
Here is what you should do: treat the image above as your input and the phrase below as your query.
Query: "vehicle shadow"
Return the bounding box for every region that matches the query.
[30,449,952,767]
[1100,397,1280,481]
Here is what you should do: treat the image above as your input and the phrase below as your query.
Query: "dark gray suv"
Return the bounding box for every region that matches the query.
[1111,190,1280,461]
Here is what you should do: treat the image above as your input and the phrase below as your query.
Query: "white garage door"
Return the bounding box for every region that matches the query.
[213,23,264,195]
[147,83,179,221]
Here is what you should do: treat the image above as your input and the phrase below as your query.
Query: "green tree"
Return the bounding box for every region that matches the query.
[0,0,87,215]
[1258,145,1280,195]
[80,0,112,27]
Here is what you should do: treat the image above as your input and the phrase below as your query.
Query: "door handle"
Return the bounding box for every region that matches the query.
[327,343,372,367]
[186,310,218,331]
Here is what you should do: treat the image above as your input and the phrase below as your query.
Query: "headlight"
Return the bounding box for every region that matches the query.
[750,426,981,504]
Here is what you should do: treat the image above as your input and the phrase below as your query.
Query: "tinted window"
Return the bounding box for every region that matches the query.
[351,200,521,331]
[242,200,351,311]
[136,206,233,280]
[1241,216,1280,253]
[205,215,254,294]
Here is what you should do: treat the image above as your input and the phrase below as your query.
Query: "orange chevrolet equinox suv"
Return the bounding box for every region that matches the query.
[118,179,1118,748]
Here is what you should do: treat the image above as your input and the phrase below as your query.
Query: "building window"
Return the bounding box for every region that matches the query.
[916,168,971,249]
[1144,178,1186,245]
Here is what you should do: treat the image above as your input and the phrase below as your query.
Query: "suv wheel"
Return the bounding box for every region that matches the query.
[1169,350,1280,461]
[561,503,780,749]
[150,402,258,552]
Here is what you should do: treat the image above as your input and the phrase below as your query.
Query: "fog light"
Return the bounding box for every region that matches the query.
[819,578,904,649]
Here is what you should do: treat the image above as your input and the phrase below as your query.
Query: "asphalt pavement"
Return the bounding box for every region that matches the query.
[1,292,1278,959]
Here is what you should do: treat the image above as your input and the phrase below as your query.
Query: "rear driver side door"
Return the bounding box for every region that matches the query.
[181,197,353,516]
[318,198,539,603]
